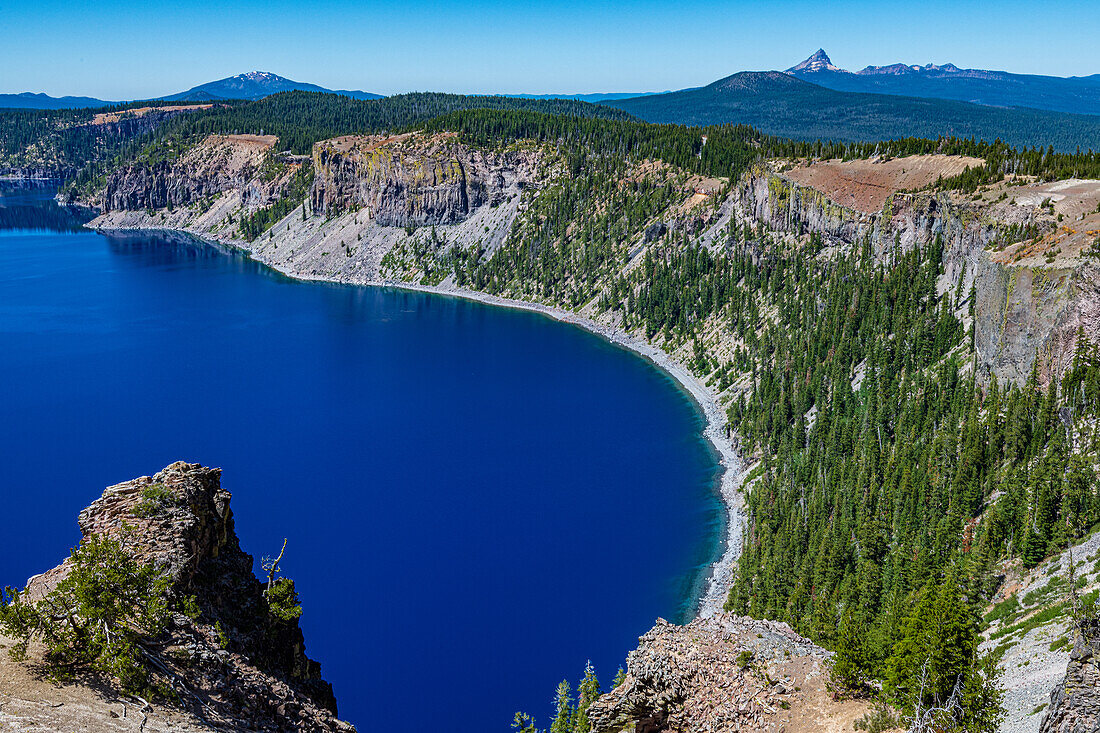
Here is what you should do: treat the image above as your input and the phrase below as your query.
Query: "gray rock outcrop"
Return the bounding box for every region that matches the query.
[733,166,1100,385]
[20,461,354,732]
[587,613,867,733]
[309,133,534,227]
[98,134,290,213]
[1040,624,1100,733]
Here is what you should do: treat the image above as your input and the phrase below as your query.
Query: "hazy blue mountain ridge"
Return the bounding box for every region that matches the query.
[787,49,1100,116]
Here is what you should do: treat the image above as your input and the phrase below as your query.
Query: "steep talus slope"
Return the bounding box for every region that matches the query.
[1,462,353,732]
[976,530,1100,733]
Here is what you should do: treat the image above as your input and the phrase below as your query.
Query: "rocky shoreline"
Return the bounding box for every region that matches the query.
[361,278,753,619]
[85,216,749,620]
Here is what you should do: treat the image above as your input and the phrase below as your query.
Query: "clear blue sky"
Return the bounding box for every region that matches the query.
[3,0,1099,99]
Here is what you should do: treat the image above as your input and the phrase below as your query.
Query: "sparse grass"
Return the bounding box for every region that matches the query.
[984,594,1021,625]
[1049,636,1071,652]
[1023,576,1067,607]
[990,602,1067,641]
[854,706,901,733]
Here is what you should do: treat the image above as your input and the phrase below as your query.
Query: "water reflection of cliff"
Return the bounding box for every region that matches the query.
[102,229,288,281]
[0,183,92,232]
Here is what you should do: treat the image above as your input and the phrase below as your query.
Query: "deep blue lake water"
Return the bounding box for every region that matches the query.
[0,183,723,731]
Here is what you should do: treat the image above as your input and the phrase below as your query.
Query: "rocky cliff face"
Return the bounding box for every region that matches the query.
[10,462,353,732]
[309,133,535,227]
[587,614,871,733]
[733,164,1100,385]
[99,134,291,213]
[1040,624,1100,733]
[88,131,540,286]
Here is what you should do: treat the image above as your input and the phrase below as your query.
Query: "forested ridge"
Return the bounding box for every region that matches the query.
[0,100,219,173]
[49,92,640,198]
[607,71,1100,152]
[721,233,1100,726]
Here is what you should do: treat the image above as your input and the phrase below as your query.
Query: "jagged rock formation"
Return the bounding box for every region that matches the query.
[588,614,871,733]
[87,132,539,285]
[99,134,294,212]
[3,462,353,732]
[1040,624,1100,733]
[309,133,534,226]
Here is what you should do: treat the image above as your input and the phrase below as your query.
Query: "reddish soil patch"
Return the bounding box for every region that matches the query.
[211,133,278,148]
[90,105,212,125]
[783,154,985,214]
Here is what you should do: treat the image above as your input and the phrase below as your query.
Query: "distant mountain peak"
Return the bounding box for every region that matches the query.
[161,71,381,103]
[858,62,917,76]
[787,49,844,73]
[789,51,975,78]
[235,71,283,82]
[855,61,998,79]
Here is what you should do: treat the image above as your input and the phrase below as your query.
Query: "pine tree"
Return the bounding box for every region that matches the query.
[549,680,574,733]
[511,712,539,733]
[830,607,868,692]
[573,662,601,733]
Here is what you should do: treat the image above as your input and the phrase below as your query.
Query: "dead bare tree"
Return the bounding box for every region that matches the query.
[262,539,288,592]
[908,658,964,733]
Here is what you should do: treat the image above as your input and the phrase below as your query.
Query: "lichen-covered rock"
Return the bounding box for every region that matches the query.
[309,132,535,226]
[1040,625,1100,733]
[22,461,354,732]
